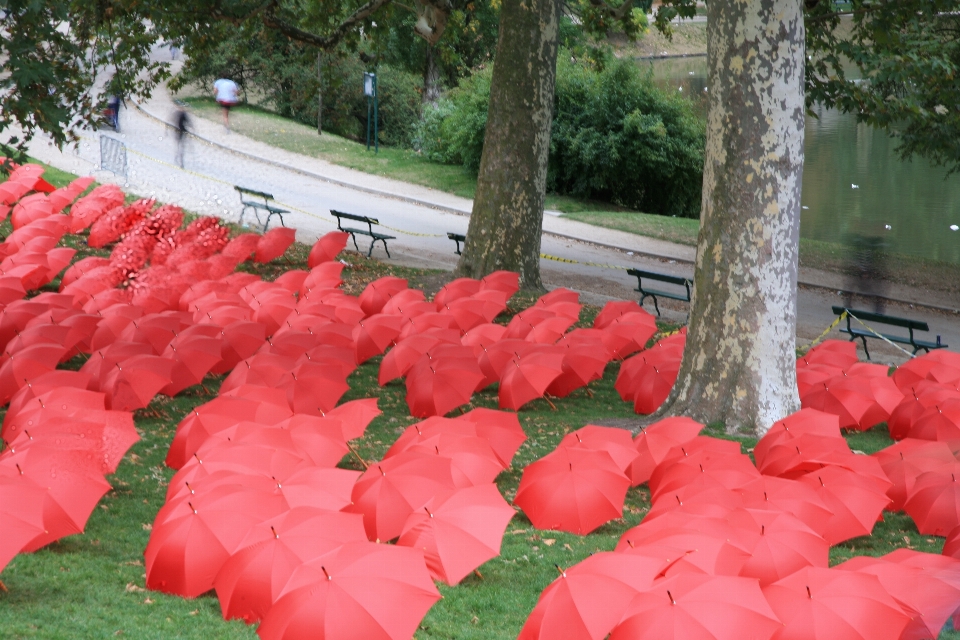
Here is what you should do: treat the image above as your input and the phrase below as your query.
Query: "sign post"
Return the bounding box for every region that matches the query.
[363,72,378,153]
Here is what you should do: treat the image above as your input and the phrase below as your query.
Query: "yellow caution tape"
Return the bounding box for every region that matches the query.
[539,253,625,270]
[797,311,847,354]
[846,310,916,359]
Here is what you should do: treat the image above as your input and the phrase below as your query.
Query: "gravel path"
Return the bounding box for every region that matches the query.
[23,72,960,368]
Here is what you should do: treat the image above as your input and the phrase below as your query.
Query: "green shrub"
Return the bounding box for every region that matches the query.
[417,54,706,218]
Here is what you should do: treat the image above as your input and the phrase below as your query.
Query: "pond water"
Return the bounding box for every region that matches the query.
[639,56,960,265]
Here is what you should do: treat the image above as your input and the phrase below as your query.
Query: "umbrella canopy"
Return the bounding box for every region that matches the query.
[321,398,382,441]
[161,334,223,396]
[609,573,781,640]
[518,551,673,640]
[628,416,705,486]
[892,350,960,391]
[145,483,289,598]
[389,409,526,470]
[800,376,878,430]
[762,566,912,640]
[213,507,367,624]
[498,347,565,410]
[753,409,842,470]
[798,465,891,545]
[649,449,760,503]
[405,346,483,417]
[735,476,834,536]
[730,508,830,586]
[616,342,684,415]
[593,300,645,330]
[254,227,296,263]
[378,332,453,386]
[909,399,960,441]
[836,555,960,640]
[798,339,860,369]
[257,542,441,640]
[872,438,956,511]
[347,451,460,542]
[0,469,49,573]
[353,313,404,363]
[461,323,508,359]
[282,361,350,416]
[546,340,610,397]
[0,343,65,405]
[557,425,638,473]
[399,430,504,487]
[433,277,482,309]
[600,312,659,360]
[397,483,515,585]
[101,354,175,411]
[358,276,408,317]
[754,433,854,479]
[903,465,960,535]
[307,231,350,268]
[477,338,533,390]
[514,447,629,535]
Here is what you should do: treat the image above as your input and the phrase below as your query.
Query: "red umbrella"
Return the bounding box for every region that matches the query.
[307,230,349,268]
[220,353,296,395]
[617,530,752,578]
[557,425,638,473]
[600,312,659,360]
[872,438,956,511]
[514,447,629,535]
[400,429,504,487]
[886,381,960,440]
[194,416,348,469]
[460,323,507,359]
[649,450,761,503]
[145,484,289,598]
[165,395,292,469]
[909,399,960,441]
[396,311,460,341]
[609,573,781,640]
[0,441,112,551]
[593,300,646,330]
[546,337,610,397]
[498,346,565,410]
[0,343,65,404]
[735,476,834,535]
[0,470,47,573]
[518,551,673,640]
[798,465,891,544]
[6,370,97,417]
[353,313,404,363]
[161,334,223,396]
[389,409,527,469]
[214,320,266,374]
[524,315,576,345]
[893,350,960,391]
[358,276,408,317]
[903,464,960,535]
[347,452,460,541]
[836,555,960,640]
[616,341,684,415]
[476,338,532,390]
[754,432,854,478]
[796,362,843,397]
[798,339,860,369]
[504,308,555,340]
[378,332,454,386]
[753,408,842,470]
[627,416,704,486]
[397,483,515,585]
[321,398,382,441]
[81,341,155,389]
[439,296,502,333]
[254,227,296,263]
[730,508,829,586]
[256,542,441,640]
[479,270,519,298]
[433,277,482,309]
[282,361,350,416]
[762,566,911,640]
[214,506,367,624]
[102,354,175,411]
[800,375,878,429]
[380,287,427,315]
[405,345,484,417]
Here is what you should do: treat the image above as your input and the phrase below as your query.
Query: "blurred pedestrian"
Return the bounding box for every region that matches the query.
[843,229,888,313]
[174,109,190,168]
[213,77,240,132]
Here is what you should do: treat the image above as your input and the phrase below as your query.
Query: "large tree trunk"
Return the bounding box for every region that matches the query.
[454,0,560,289]
[658,0,806,436]
[423,45,442,105]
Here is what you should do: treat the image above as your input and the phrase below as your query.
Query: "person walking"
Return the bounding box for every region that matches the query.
[213,77,240,132]
[174,109,190,168]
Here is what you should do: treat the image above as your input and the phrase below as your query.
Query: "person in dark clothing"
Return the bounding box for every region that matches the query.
[174,109,190,168]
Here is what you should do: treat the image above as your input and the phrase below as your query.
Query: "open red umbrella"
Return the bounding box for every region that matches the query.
[256,541,442,640]
[837,555,960,640]
[460,323,507,359]
[617,529,752,578]
[886,381,959,440]
[220,353,296,395]
[433,277,482,309]
[145,483,289,598]
[282,361,350,416]
[557,425,638,473]
[254,227,296,263]
[893,350,960,391]
[616,341,684,415]
[439,296,501,333]
[400,429,504,487]
[347,451,460,542]
[755,432,854,478]
[546,338,610,398]
[649,450,761,503]
[798,465,891,544]
[753,408,842,471]
[102,354,175,411]
[214,507,367,624]
[353,313,404,363]
[397,483,515,585]
[161,334,223,396]
[872,438,956,511]
[763,566,911,640]
[627,416,704,486]
[735,476,834,536]
[307,230,350,268]
[0,469,47,573]
[165,396,292,469]
[405,345,484,417]
[6,370,96,416]
[800,375,878,429]
[514,446,629,534]
[378,332,456,386]
[798,339,860,369]
[499,346,565,410]
[524,316,577,345]
[213,320,266,374]
[600,312,659,360]
[609,573,782,640]
[396,311,460,341]
[730,508,829,586]
[909,398,960,441]
[593,300,645,330]
[518,551,673,640]
[902,464,960,535]
[479,270,519,297]
[321,398,382,441]
[0,343,65,404]
[358,276,408,317]
[0,441,112,551]
[388,409,526,469]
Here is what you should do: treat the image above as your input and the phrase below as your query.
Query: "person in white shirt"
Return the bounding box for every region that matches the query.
[213,78,240,131]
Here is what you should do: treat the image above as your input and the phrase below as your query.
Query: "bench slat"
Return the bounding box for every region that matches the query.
[331,211,394,258]
[626,268,692,317]
[831,306,946,359]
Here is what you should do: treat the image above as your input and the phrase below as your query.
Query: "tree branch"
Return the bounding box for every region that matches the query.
[262,0,394,50]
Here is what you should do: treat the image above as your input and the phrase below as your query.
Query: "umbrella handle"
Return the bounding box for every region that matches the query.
[346,443,369,470]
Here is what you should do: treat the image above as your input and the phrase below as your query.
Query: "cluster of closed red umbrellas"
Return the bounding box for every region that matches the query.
[5,163,960,639]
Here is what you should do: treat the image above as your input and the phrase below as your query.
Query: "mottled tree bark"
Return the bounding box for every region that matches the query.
[658,0,805,436]
[454,0,560,290]
[423,46,442,105]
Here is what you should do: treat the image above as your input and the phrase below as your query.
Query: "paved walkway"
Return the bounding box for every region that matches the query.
[24,79,960,366]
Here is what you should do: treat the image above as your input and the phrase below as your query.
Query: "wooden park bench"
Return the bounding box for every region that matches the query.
[447,232,466,255]
[627,268,692,317]
[331,210,396,258]
[235,186,289,232]
[831,306,948,360]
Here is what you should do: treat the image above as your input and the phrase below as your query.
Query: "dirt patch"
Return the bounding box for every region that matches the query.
[611,22,707,59]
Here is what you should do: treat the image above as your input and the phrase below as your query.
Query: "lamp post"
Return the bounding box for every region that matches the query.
[363,72,378,153]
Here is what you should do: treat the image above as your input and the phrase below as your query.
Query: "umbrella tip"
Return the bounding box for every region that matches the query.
[667,589,676,605]
[806,586,812,599]
[271,526,279,539]
[321,566,332,581]
[554,564,566,578]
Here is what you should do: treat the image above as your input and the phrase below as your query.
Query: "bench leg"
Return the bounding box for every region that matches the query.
[367,238,377,258]
[349,232,361,253]
[859,336,871,360]
[639,293,661,317]
[382,240,391,259]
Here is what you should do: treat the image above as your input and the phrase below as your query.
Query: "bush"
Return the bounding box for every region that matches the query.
[418,55,706,218]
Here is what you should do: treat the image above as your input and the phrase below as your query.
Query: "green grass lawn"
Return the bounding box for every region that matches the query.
[2,161,958,639]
